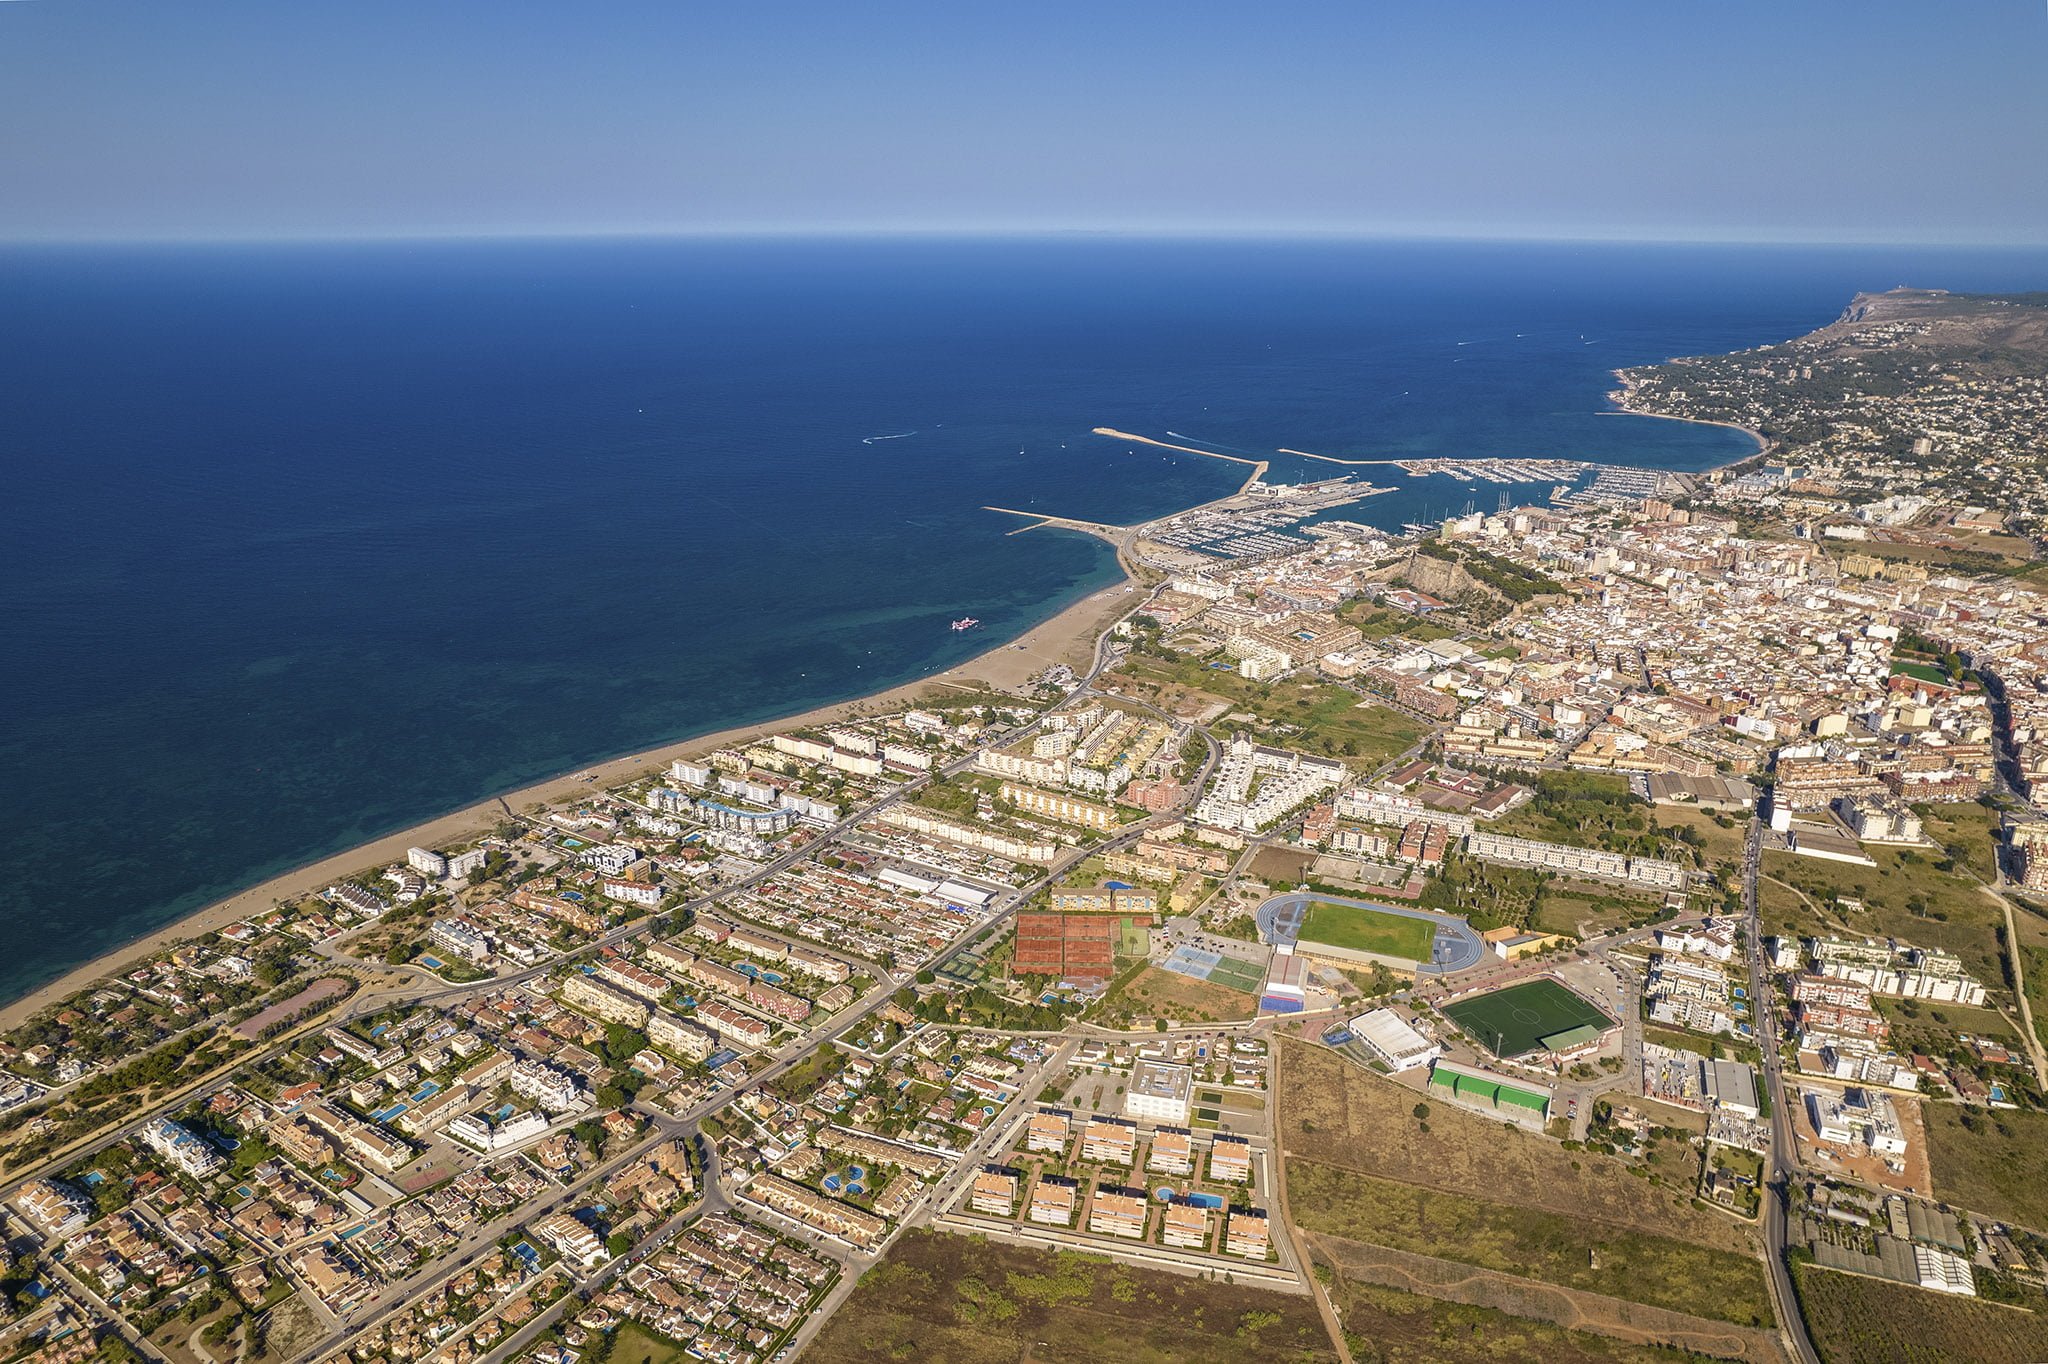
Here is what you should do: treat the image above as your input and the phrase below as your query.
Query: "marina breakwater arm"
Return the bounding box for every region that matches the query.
[1277,447,1411,466]
[1092,427,1269,494]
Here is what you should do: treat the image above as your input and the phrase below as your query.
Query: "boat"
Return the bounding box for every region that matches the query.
[951,617,980,631]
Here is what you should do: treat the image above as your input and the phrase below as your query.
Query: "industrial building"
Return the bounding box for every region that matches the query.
[1425,1060,1551,1126]
[1346,1008,1440,1073]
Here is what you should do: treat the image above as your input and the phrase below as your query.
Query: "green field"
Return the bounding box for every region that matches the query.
[1204,956,1267,992]
[1443,978,1609,1058]
[1299,901,1437,961]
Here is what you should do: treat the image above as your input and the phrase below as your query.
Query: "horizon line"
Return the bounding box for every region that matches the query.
[5,225,2048,251]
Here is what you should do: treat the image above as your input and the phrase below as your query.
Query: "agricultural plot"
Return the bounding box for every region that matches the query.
[1792,1263,2048,1364]
[1920,1102,2048,1230]
[1443,978,1610,1058]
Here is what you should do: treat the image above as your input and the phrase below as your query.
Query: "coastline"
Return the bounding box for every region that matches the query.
[0,549,1142,1033]
[1604,368,1770,469]
[0,378,1759,1032]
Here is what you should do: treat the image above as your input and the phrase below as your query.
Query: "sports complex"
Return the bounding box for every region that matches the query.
[1441,977,1613,1059]
[1258,890,1485,976]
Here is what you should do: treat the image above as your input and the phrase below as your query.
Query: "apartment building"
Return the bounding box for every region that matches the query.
[1026,1109,1071,1155]
[748,1173,886,1248]
[1227,1207,1271,1258]
[647,1010,718,1061]
[1080,1117,1138,1164]
[1208,1134,1252,1184]
[1161,1199,1211,1249]
[561,973,651,1029]
[697,998,774,1048]
[1088,1186,1148,1240]
[999,781,1119,831]
[970,1167,1019,1217]
[1146,1127,1194,1176]
[1029,1175,1078,1226]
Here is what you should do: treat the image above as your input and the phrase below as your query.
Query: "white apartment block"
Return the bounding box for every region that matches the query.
[1192,738,1344,833]
[141,1117,223,1178]
[1466,830,1687,891]
[406,846,449,879]
[509,1059,588,1113]
[1806,937,1987,1005]
[1123,1060,1194,1125]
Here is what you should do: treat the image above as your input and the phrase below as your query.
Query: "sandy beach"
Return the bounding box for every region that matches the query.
[1605,369,1771,464]
[0,550,1141,1033]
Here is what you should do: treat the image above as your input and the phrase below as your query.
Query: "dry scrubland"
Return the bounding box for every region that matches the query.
[1792,1264,2048,1364]
[1278,1040,1754,1254]
[1757,846,2005,985]
[1918,1101,2048,1229]
[1096,964,1258,1023]
[1289,1163,1771,1327]
[804,1230,1336,1364]
[1320,1259,1768,1364]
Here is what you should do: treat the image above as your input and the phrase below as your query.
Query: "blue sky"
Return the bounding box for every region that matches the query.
[4,1,2045,244]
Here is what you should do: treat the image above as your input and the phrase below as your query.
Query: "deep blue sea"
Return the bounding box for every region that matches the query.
[6,236,2048,1004]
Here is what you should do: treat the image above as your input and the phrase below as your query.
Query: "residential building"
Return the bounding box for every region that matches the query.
[1123,1060,1194,1125]
[970,1167,1019,1217]
[1088,1186,1148,1240]
[1227,1207,1271,1258]
[1026,1109,1071,1155]
[1208,1135,1252,1184]
[1161,1199,1210,1249]
[561,973,651,1029]
[1145,1127,1194,1176]
[1080,1117,1138,1165]
[748,1173,887,1248]
[140,1117,223,1178]
[1028,1175,1077,1226]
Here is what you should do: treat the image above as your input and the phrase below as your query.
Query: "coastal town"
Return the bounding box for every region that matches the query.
[5,295,2048,1364]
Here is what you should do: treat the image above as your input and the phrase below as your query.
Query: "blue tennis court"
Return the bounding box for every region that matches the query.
[1162,945,1222,979]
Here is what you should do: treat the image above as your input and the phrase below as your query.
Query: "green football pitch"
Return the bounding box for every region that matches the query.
[1442,978,1609,1058]
[1297,901,1437,962]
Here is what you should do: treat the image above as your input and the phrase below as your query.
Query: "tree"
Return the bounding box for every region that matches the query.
[601,1023,648,1065]
[1412,1102,1430,1121]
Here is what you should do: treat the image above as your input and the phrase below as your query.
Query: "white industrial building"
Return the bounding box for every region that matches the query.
[1346,1008,1441,1072]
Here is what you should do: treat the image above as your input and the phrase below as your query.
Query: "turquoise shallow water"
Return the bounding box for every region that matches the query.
[5,235,2048,1004]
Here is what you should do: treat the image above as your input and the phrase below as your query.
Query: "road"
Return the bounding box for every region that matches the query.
[1738,815,1820,1364]
[254,590,1171,1360]
[4,590,1286,1363]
